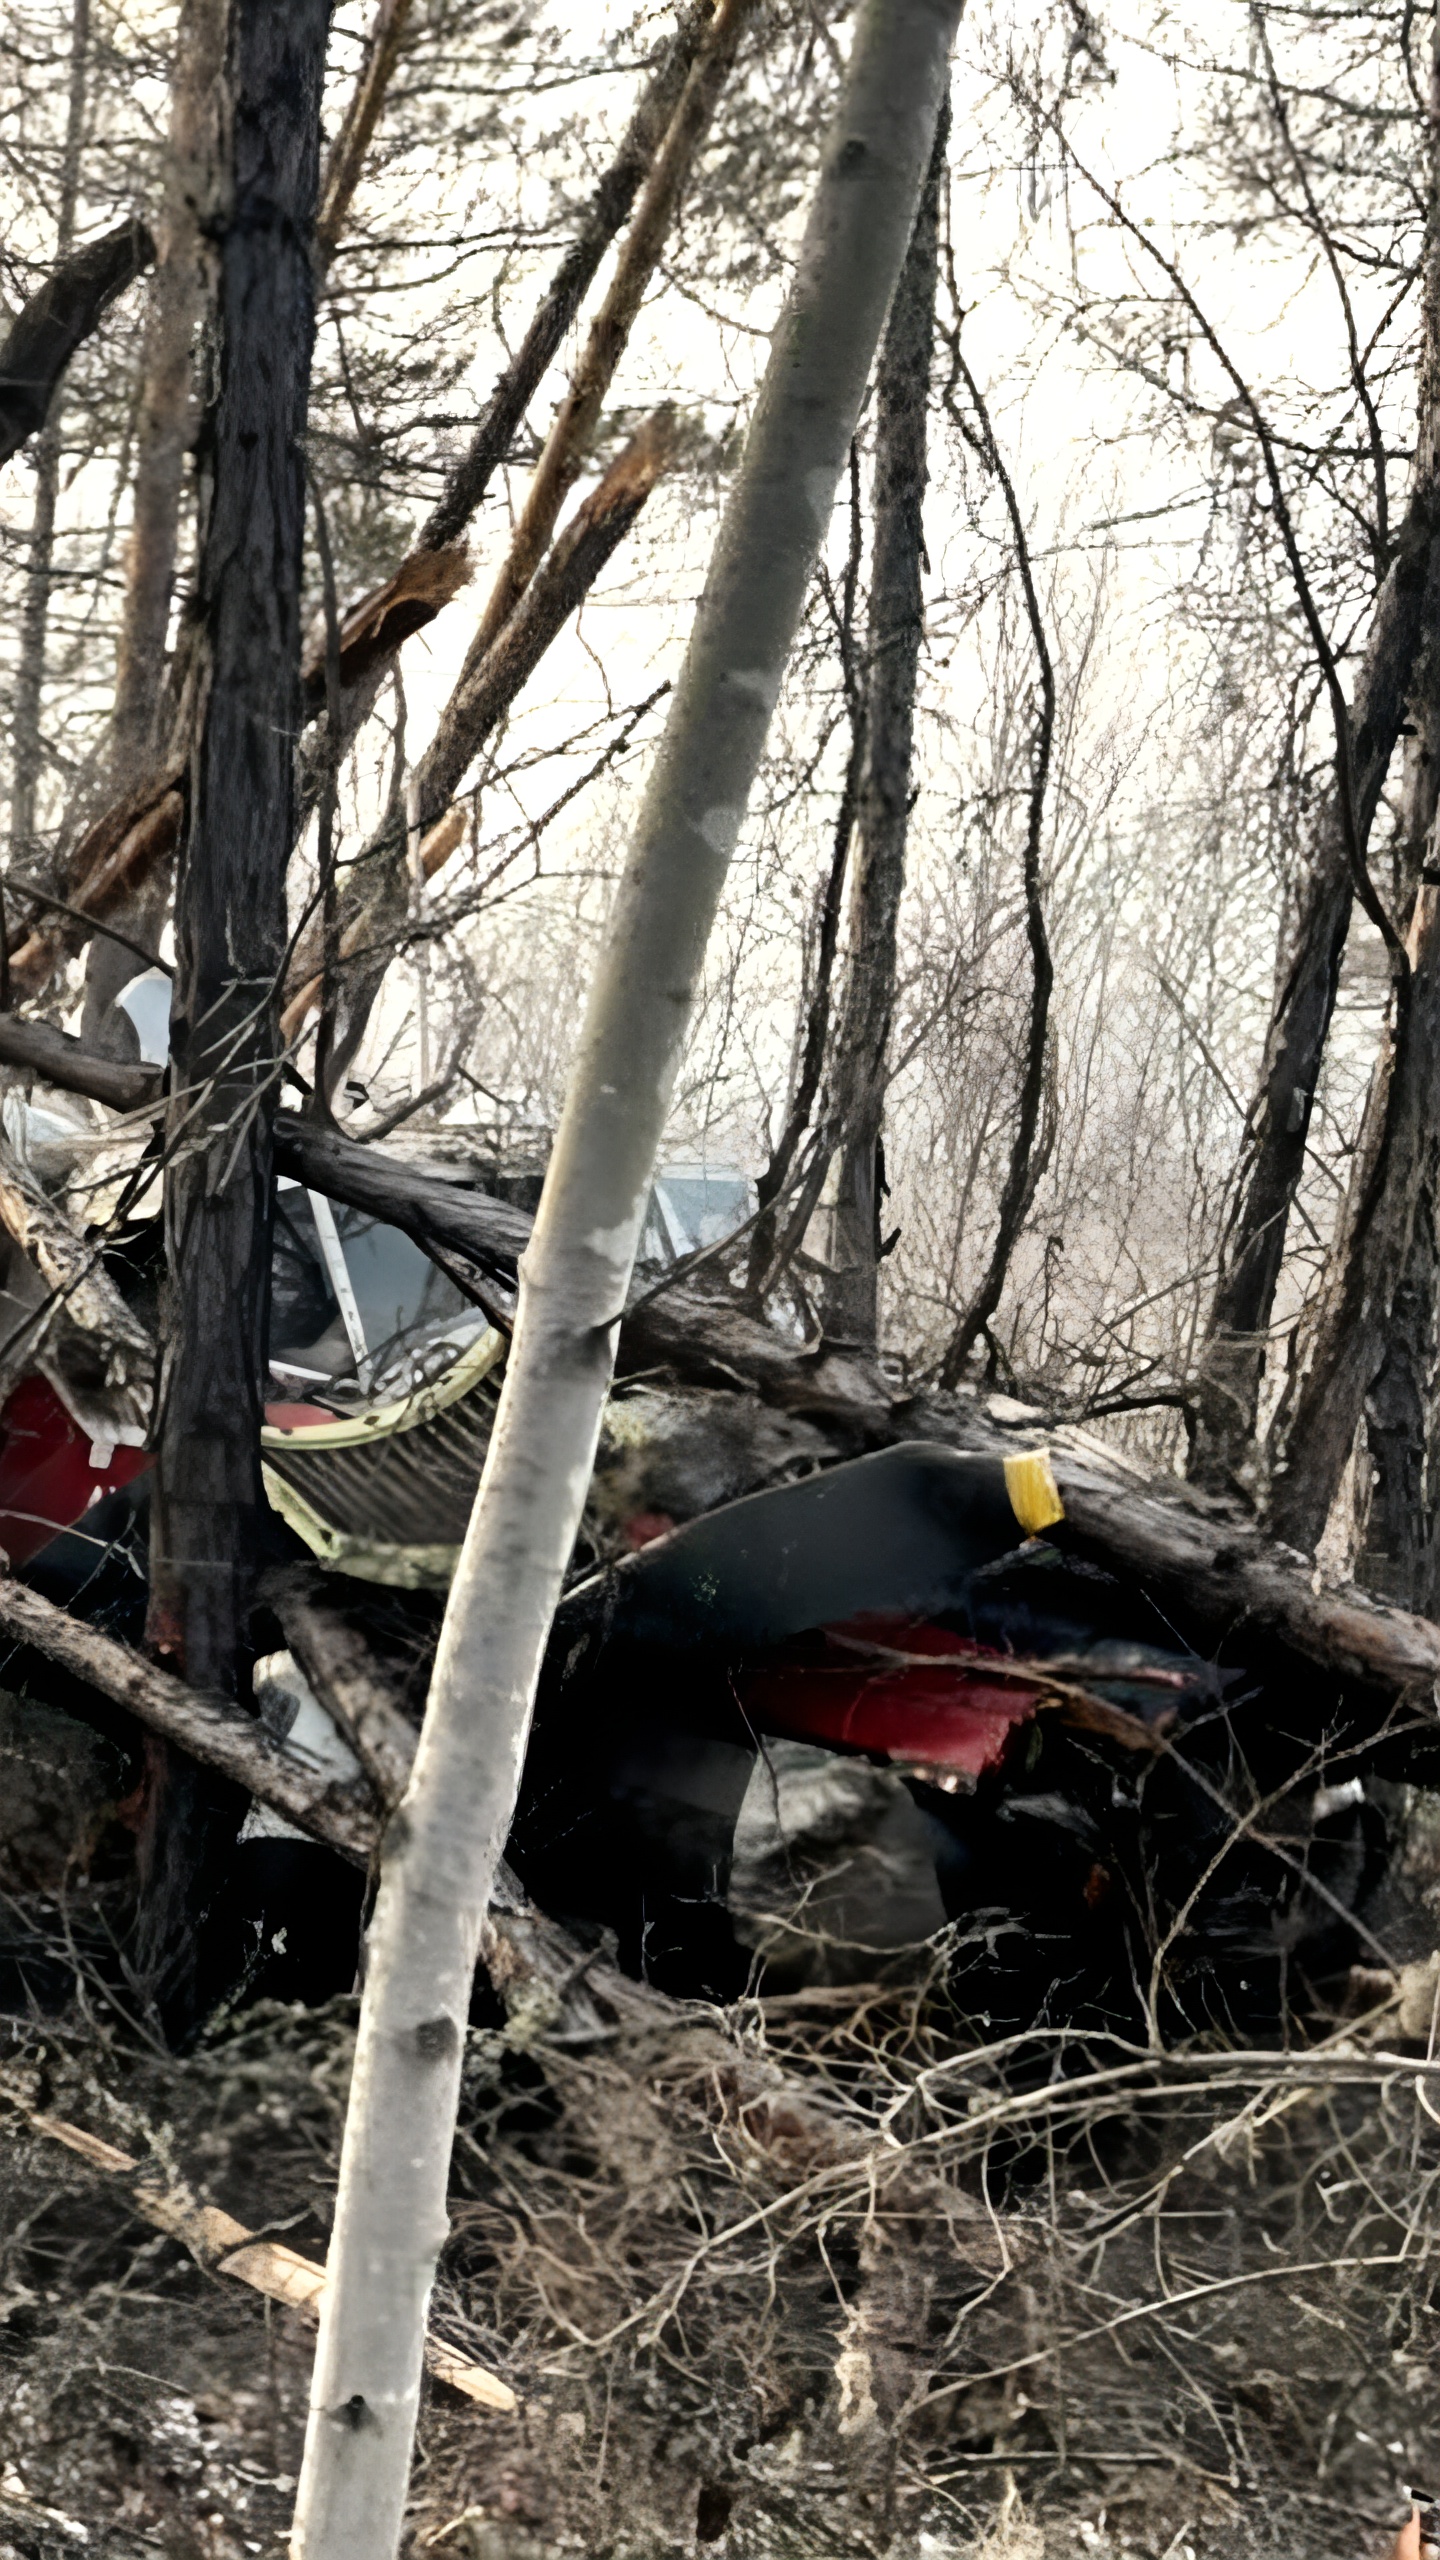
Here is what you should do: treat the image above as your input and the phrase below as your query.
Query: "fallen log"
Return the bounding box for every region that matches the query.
[0,1572,377,1860]
[0,1013,161,1113]
[1059,1463,1440,1699]
[0,1565,627,2042]
[261,1564,419,1807]
[892,1395,1440,1703]
[0,1560,966,2209]
[0,1018,879,1413]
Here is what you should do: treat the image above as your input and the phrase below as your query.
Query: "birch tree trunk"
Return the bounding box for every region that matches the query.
[139,0,330,2023]
[290,7,961,2553]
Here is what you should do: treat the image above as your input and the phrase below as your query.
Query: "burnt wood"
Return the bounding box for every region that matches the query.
[148,0,330,1693]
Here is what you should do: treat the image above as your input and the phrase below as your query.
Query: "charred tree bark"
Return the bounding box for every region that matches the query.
[820,103,946,1347]
[141,0,329,2028]
[291,10,960,2551]
[149,0,329,1685]
[1355,1172,1440,1609]
[1188,510,1440,1500]
[1189,18,1440,1499]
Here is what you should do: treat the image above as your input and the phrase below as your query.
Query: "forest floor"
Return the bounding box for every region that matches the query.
[0,1839,1436,2560]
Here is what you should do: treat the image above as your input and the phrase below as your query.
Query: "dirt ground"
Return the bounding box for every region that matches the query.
[1,1869,1437,2560]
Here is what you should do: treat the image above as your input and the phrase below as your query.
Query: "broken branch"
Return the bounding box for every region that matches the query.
[0,218,155,466]
[0,1571,378,1861]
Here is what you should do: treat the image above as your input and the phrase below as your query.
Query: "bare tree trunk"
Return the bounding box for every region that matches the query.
[820,101,946,1347]
[8,0,90,868]
[1261,24,1440,1556]
[93,0,400,1052]
[1355,1170,1440,1608]
[1188,15,1440,1498]
[150,0,329,1681]
[1326,38,1440,1607]
[105,0,225,796]
[1268,883,1440,1555]
[289,10,960,2554]
[744,446,866,1302]
[140,0,329,2020]
[936,340,1054,1386]
[83,0,227,1049]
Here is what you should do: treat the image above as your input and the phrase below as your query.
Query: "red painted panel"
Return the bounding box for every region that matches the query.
[738,1612,1042,1779]
[0,1375,151,1566]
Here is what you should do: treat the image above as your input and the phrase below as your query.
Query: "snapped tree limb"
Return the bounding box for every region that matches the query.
[0,217,155,468]
[315,0,414,264]
[290,0,715,824]
[2,6,710,1004]
[285,411,677,1068]
[465,0,756,664]
[9,2097,517,2412]
[6,768,183,999]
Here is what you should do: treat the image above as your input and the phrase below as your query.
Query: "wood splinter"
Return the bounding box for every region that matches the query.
[9,2099,516,2414]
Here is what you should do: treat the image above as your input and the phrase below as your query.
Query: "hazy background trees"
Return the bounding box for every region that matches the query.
[3,0,1438,1574]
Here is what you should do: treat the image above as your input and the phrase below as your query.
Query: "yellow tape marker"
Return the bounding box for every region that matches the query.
[1003,1448,1064,1536]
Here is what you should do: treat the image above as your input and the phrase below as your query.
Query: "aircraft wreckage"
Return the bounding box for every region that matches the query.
[0,1053,1436,2045]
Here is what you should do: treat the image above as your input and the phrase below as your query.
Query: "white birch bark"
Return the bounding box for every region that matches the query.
[290,7,962,2555]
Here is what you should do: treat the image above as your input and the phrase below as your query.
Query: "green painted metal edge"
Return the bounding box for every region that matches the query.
[260,1462,462,1590]
[260,1322,506,1454]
